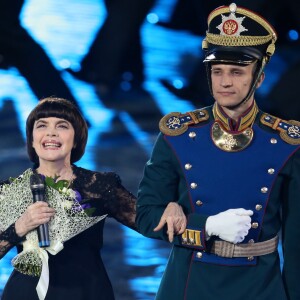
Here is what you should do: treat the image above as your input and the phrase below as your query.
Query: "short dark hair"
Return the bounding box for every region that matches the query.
[26,97,88,165]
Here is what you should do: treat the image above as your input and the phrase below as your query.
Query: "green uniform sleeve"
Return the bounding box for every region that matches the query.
[136,133,209,249]
[282,149,300,299]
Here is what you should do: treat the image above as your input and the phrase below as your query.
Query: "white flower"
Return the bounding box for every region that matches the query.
[66,189,75,198]
[58,187,76,198]
[60,187,68,194]
[61,200,73,209]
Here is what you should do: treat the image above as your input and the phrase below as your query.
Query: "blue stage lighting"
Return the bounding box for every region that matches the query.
[288,29,299,41]
[147,13,159,24]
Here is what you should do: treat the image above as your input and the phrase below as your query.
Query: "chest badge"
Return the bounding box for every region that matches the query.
[211,122,253,152]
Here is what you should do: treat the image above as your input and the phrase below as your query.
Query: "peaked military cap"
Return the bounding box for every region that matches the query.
[202,3,277,64]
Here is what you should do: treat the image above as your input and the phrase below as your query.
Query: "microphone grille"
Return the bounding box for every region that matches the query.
[30,173,45,190]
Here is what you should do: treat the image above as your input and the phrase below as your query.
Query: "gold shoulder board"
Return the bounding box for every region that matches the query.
[261,113,300,145]
[159,109,209,136]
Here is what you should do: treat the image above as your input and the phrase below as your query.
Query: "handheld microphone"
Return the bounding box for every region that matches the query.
[30,173,50,248]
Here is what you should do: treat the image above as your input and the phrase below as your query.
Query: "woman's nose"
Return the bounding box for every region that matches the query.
[46,128,58,136]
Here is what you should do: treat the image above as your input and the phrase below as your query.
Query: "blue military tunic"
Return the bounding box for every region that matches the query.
[136,103,300,300]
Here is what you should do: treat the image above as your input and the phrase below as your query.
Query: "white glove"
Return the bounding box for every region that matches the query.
[206,208,253,244]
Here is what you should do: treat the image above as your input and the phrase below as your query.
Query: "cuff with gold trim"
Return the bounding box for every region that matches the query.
[179,213,208,249]
[180,227,206,250]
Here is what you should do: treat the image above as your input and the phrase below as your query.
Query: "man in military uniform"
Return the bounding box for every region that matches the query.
[136,3,300,299]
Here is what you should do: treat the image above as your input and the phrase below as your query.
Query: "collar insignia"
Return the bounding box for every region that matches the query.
[213,102,258,132]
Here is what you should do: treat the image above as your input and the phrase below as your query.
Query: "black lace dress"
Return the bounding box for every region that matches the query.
[0,166,137,300]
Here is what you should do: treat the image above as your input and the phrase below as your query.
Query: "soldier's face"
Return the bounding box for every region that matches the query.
[211,62,264,111]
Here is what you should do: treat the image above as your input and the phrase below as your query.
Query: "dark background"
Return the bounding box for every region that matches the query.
[0,0,299,299]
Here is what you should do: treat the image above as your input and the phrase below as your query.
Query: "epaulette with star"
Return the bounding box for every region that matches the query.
[261,113,300,145]
[159,109,209,136]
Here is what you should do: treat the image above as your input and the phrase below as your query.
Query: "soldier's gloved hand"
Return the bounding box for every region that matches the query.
[206,208,253,244]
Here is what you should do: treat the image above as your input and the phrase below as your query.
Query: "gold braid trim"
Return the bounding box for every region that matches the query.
[213,103,230,129]
[239,104,258,131]
[206,33,273,47]
[213,102,258,132]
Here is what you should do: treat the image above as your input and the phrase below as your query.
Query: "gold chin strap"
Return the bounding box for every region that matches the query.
[211,121,254,152]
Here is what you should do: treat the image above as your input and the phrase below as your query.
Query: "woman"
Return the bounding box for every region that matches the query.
[0,97,185,300]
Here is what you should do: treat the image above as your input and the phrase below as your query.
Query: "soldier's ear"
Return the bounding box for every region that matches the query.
[256,72,265,89]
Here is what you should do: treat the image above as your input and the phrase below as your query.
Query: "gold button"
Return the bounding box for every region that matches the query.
[251,222,259,229]
[261,187,268,193]
[270,138,277,144]
[247,256,254,261]
[190,182,198,189]
[213,123,219,129]
[245,129,252,136]
[248,239,254,244]
[255,204,262,211]
[185,163,192,170]
[196,200,203,206]
[268,168,275,174]
[189,132,196,138]
[196,252,202,259]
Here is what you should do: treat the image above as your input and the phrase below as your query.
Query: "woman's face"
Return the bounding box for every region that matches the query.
[32,117,75,166]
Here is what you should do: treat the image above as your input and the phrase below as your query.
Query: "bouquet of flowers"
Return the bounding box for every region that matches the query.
[0,168,107,299]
